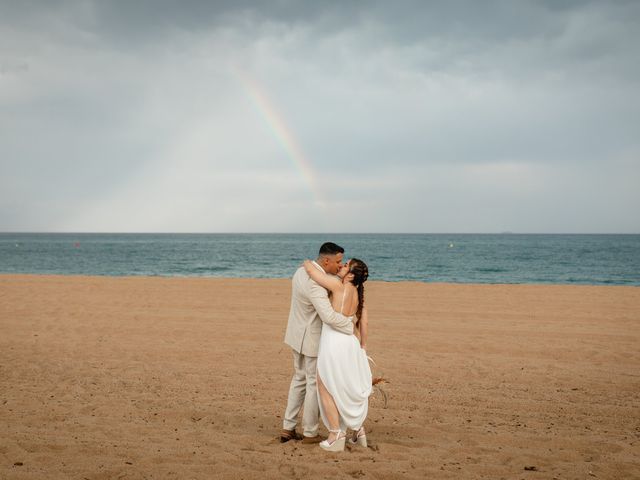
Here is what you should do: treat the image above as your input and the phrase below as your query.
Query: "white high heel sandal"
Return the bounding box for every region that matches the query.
[319,429,345,452]
[349,426,367,447]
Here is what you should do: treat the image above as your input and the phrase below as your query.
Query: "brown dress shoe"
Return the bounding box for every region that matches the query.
[280,429,302,443]
[301,435,325,444]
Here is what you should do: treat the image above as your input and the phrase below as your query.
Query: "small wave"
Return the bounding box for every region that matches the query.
[190,266,231,272]
[593,278,636,285]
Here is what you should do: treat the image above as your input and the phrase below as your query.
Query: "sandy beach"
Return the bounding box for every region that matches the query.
[0,274,638,479]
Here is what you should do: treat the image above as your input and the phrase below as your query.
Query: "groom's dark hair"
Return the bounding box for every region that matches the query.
[318,242,344,256]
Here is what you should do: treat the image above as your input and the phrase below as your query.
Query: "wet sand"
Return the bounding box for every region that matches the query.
[1,274,639,479]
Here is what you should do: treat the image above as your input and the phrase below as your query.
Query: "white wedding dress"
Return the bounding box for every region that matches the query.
[316,290,373,432]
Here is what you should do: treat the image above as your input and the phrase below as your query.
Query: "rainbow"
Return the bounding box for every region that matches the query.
[233,68,326,207]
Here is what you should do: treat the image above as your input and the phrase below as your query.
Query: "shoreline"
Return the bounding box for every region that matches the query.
[1,272,638,288]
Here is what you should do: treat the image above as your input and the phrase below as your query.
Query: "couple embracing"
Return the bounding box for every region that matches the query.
[281,242,372,452]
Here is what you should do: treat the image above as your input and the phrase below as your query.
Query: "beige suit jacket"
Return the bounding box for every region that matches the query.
[284,263,354,357]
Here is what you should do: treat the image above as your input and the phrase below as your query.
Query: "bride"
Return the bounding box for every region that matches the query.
[303,258,372,452]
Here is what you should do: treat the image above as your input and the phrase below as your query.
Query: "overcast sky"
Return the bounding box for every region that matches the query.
[1,0,639,233]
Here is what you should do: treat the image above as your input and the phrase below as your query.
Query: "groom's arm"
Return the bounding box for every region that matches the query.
[309,281,354,335]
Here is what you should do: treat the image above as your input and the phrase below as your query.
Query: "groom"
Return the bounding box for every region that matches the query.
[280,242,354,444]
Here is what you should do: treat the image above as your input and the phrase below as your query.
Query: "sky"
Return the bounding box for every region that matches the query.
[1,0,639,233]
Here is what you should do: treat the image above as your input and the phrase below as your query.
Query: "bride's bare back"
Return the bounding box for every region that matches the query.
[332,284,359,319]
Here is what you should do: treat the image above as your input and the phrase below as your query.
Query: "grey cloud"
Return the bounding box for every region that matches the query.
[4,1,639,83]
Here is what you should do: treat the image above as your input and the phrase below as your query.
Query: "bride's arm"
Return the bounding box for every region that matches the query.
[303,260,342,295]
[359,306,369,350]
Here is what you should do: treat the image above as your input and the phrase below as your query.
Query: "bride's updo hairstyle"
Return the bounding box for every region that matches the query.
[348,258,369,323]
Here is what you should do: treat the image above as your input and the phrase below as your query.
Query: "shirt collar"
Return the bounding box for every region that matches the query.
[311,260,326,273]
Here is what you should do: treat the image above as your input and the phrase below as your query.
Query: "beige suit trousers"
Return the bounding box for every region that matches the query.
[283,349,319,437]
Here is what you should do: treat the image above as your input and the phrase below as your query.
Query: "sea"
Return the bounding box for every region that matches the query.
[0,233,639,285]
